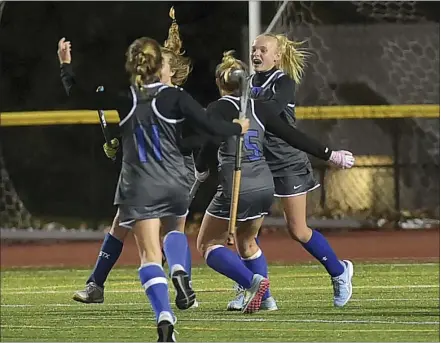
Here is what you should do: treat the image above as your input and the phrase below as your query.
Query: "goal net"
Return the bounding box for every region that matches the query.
[269,1,439,222]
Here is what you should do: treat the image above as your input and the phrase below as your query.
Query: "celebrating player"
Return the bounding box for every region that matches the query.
[71,7,199,310]
[57,36,249,341]
[227,33,355,311]
[195,51,355,313]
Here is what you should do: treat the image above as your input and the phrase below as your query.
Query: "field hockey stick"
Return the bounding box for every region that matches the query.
[189,179,201,199]
[227,70,250,237]
[96,86,116,162]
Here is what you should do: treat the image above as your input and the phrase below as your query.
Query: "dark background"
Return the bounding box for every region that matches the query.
[0,1,280,226]
[1,1,439,228]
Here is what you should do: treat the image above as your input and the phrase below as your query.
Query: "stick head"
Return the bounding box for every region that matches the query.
[229,69,247,84]
[229,69,249,100]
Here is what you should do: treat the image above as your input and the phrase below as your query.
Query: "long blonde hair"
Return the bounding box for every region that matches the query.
[162,7,192,86]
[125,37,162,90]
[215,50,248,96]
[262,33,309,84]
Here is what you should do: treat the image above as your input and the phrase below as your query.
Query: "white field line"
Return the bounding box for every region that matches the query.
[3,271,438,291]
[2,298,440,308]
[1,274,435,289]
[1,284,439,295]
[1,262,438,274]
[1,324,438,333]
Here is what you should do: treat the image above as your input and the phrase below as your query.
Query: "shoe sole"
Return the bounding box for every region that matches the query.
[72,293,104,304]
[227,304,242,311]
[157,320,175,342]
[189,300,199,309]
[335,260,354,308]
[172,271,196,310]
[242,279,270,314]
[260,304,279,311]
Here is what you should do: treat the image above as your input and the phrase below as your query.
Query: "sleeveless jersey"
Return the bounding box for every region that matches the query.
[249,70,311,176]
[114,83,188,206]
[216,95,273,196]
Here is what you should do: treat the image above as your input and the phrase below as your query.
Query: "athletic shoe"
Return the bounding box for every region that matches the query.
[331,260,354,307]
[171,270,196,310]
[157,311,177,342]
[72,282,104,304]
[242,274,270,314]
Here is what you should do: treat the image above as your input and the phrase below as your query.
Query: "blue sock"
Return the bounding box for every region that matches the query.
[185,243,192,280]
[206,246,254,289]
[87,233,123,287]
[242,249,271,300]
[139,263,173,322]
[302,230,344,277]
[163,231,189,275]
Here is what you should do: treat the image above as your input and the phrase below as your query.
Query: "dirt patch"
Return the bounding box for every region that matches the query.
[1,229,439,268]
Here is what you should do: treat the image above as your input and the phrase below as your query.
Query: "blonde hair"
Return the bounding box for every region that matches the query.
[162,7,192,86]
[262,33,309,84]
[215,50,248,96]
[125,37,162,90]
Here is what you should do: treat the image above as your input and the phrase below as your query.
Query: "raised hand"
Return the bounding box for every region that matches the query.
[329,150,355,169]
[57,37,72,64]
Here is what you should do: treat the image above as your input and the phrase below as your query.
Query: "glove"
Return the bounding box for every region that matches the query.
[195,168,210,183]
[103,138,119,160]
[329,150,355,169]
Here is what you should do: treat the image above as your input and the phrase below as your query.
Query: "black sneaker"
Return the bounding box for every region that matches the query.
[157,320,176,342]
[171,270,196,310]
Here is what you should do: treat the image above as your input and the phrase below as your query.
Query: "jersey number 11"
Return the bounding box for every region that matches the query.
[135,123,162,163]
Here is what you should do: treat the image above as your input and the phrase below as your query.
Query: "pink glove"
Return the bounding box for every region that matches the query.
[329,150,355,169]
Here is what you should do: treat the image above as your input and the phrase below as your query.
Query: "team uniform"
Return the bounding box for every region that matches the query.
[249,68,319,197]
[206,96,274,221]
[196,95,332,222]
[59,65,242,227]
[116,84,190,227]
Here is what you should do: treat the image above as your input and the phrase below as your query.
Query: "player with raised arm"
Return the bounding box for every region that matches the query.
[227,33,355,311]
[71,8,199,310]
[195,51,354,314]
[57,37,248,341]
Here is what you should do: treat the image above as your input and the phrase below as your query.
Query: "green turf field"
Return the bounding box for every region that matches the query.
[1,262,439,342]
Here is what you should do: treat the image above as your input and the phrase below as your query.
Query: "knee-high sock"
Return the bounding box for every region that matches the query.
[87,233,123,287]
[241,248,271,300]
[139,263,174,322]
[206,245,254,289]
[302,230,344,277]
[163,231,189,275]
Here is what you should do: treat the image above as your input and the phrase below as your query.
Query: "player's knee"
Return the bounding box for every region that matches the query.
[109,223,129,242]
[286,221,311,243]
[139,246,163,265]
[236,236,258,259]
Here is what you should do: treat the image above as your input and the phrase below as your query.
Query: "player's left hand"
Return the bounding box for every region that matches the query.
[57,37,71,64]
[103,138,119,160]
[329,150,355,169]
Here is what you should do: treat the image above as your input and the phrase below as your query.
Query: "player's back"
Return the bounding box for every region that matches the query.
[115,83,188,206]
[216,96,273,197]
[250,69,310,176]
